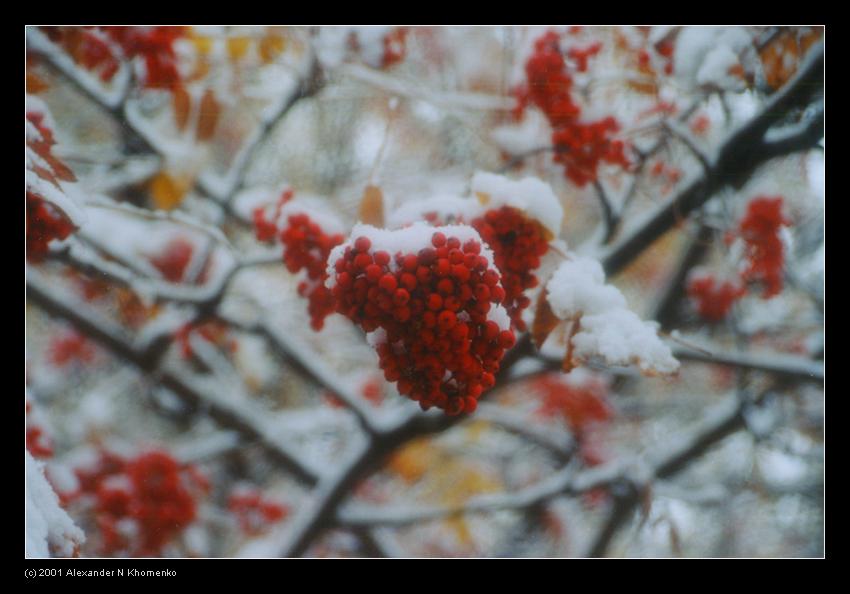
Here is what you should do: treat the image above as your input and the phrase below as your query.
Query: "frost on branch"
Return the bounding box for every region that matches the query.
[545,255,679,376]
[327,223,515,415]
[25,450,84,558]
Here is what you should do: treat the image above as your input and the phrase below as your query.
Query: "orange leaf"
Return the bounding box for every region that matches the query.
[172,86,191,131]
[628,78,659,95]
[26,71,49,94]
[531,290,560,350]
[149,171,189,210]
[259,33,286,63]
[359,185,384,226]
[196,89,220,142]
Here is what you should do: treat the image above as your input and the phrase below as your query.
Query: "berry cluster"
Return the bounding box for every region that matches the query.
[533,373,612,434]
[254,192,345,331]
[470,206,550,331]
[649,159,682,195]
[174,320,236,359]
[533,372,612,505]
[41,27,122,82]
[26,110,77,261]
[514,31,629,186]
[567,41,603,73]
[381,27,409,68]
[41,27,185,90]
[329,229,516,414]
[70,450,207,556]
[25,399,53,459]
[101,26,186,90]
[26,193,75,261]
[149,237,195,283]
[281,214,345,331]
[228,489,289,536]
[736,196,790,298]
[47,329,96,367]
[686,273,746,322]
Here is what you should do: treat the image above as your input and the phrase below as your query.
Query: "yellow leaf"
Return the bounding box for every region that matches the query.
[359,185,384,226]
[26,71,49,94]
[150,172,189,210]
[189,34,214,55]
[227,37,251,62]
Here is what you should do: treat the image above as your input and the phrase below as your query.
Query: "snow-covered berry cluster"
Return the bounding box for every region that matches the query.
[327,224,515,415]
[471,206,549,331]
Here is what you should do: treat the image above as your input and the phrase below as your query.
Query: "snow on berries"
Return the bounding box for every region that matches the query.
[735,196,790,298]
[389,172,563,331]
[327,223,515,415]
[253,190,346,330]
[545,255,679,376]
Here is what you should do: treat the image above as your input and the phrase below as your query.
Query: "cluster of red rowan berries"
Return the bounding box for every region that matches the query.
[686,273,747,323]
[329,231,516,415]
[253,191,345,331]
[70,450,207,556]
[25,399,53,459]
[101,26,186,89]
[381,27,410,68]
[41,27,185,89]
[227,489,289,536]
[687,197,790,322]
[26,193,75,262]
[514,30,630,186]
[149,237,195,283]
[470,206,550,331]
[737,196,790,298]
[174,320,236,359]
[47,329,96,367]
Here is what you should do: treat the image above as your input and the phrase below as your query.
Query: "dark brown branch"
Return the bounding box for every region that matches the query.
[600,43,823,277]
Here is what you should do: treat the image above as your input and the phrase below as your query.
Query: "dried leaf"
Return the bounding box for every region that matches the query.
[760,28,823,90]
[359,185,384,226]
[531,290,560,350]
[627,78,659,95]
[475,191,491,206]
[26,71,49,94]
[259,33,286,63]
[172,85,191,131]
[562,316,581,373]
[196,88,220,142]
